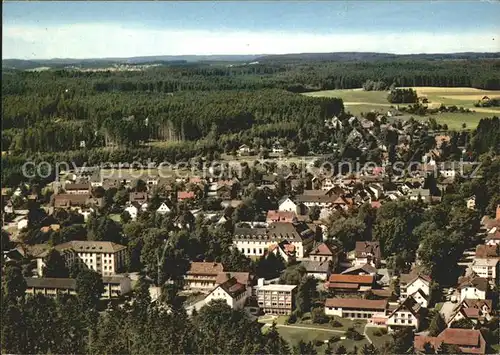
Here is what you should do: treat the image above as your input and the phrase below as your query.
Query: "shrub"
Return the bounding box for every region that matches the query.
[329,335,341,343]
[315,340,324,347]
[330,318,343,328]
[345,327,364,341]
[311,307,329,324]
[285,313,297,325]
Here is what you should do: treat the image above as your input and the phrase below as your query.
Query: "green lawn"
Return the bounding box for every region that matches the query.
[365,327,392,348]
[109,213,122,223]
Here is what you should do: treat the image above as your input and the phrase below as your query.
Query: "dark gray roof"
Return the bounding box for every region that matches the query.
[25,277,76,290]
[301,260,331,273]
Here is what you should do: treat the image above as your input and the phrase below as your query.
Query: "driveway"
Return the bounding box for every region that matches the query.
[439,301,456,323]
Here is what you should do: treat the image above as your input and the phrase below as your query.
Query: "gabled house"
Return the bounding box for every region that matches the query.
[414,328,487,355]
[266,210,297,224]
[447,299,493,328]
[301,260,331,280]
[309,242,338,264]
[399,273,432,308]
[341,263,377,276]
[458,275,489,301]
[184,262,224,291]
[203,277,248,310]
[156,202,171,215]
[278,197,299,213]
[386,296,422,332]
[351,241,382,268]
[269,240,296,263]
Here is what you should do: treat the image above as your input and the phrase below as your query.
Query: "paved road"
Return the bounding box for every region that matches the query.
[260,322,345,334]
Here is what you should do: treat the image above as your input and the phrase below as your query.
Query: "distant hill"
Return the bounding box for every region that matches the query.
[255,52,500,63]
[3,52,499,70]
[1,55,261,70]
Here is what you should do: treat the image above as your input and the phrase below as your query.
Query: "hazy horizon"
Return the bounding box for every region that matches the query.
[3,1,500,60]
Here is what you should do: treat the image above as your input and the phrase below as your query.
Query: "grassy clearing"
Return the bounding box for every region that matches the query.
[304,87,500,130]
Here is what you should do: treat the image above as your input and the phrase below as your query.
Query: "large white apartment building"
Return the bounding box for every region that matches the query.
[34,241,127,276]
[233,222,315,259]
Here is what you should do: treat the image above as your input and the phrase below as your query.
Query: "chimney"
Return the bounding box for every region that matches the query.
[496,205,500,221]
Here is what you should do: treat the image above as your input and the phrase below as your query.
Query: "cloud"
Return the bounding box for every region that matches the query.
[3,23,499,59]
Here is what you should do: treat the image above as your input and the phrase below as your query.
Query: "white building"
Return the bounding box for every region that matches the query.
[203,277,248,310]
[458,276,488,301]
[278,197,298,213]
[34,241,127,276]
[256,284,297,315]
[124,204,139,220]
[471,258,499,282]
[467,196,476,210]
[400,274,431,308]
[156,202,171,215]
[325,298,388,320]
[386,296,422,332]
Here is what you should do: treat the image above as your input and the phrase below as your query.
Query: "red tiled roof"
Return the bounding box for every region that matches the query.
[328,274,374,285]
[187,262,223,276]
[463,308,481,318]
[310,242,335,256]
[177,191,195,200]
[266,210,297,223]
[325,298,387,310]
[216,272,251,286]
[475,244,500,258]
[327,283,360,289]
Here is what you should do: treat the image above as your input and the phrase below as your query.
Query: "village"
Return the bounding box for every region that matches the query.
[2,111,499,354]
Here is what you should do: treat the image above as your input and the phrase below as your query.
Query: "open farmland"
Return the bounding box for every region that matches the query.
[303,87,500,130]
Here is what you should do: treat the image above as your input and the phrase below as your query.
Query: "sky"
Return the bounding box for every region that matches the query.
[3,1,500,59]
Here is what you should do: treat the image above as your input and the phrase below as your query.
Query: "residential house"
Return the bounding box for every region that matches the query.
[351,241,382,268]
[471,258,499,283]
[309,242,338,264]
[156,202,171,215]
[485,230,500,245]
[102,276,133,298]
[257,284,297,315]
[326,274,375,294]
[215,272,254,297]
[457,275,489,301]
[4,201,14,214]
[184,262,224,291]
[53,193,103,209]
[447,299,493,328]
[414,329,486,355]
[295,192,339,210]
[266,210,297,224]
[325,298,388,321]
[177,191,195,201]
[203,277,248,310]
[278,197,299,213]
[399,273,432,308]
[386,296,422,332]
[33,241,127,277]
[269,241,296,263]
[129,192,148,204]
[301,260,331,280]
